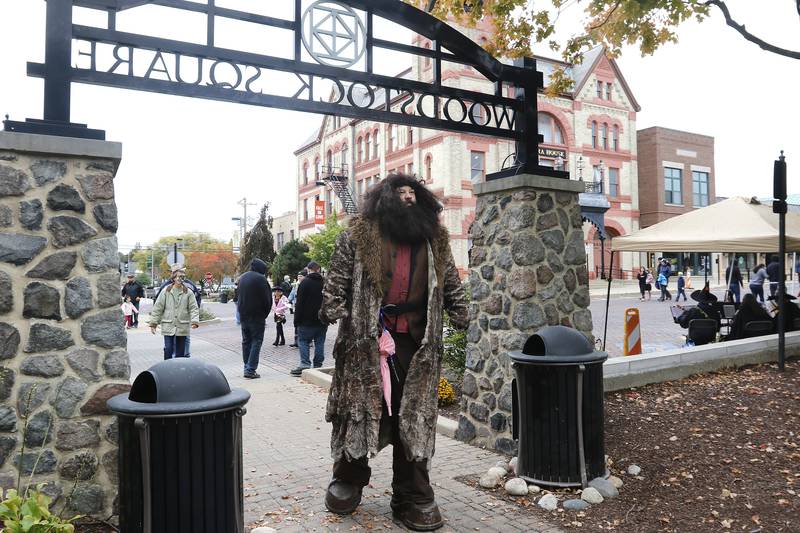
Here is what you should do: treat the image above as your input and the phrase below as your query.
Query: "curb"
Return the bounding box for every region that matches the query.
[302,368,459,438]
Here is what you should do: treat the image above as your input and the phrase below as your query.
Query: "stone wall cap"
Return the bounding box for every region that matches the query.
[0,131,122,169]
[474,174,585,196]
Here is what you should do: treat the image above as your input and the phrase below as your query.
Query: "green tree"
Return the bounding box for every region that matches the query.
[135,273,152,287]
[271,240,311,283]
[237,204,276,274]
[412,1,799,93]
[305,212,345,270]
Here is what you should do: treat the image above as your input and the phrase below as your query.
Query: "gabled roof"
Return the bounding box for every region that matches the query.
[537,46,640,112]
[293,126,322,155]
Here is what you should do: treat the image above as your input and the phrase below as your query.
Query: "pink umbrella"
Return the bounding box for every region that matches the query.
[378,328,396,415]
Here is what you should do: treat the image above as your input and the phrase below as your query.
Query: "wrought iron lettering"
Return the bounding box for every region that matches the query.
[9,0,558,178]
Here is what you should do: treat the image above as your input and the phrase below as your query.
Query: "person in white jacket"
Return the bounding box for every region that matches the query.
[149,265,199,359]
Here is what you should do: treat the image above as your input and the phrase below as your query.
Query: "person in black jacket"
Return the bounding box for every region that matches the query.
[121,273,144,328]
[727,293,773,340]
[238,258,273,379]
[767,255,781,298]
[291,261,327,376]
[725,262,743,304]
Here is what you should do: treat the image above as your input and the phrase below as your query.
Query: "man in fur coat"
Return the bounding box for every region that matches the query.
[320,173,468,531]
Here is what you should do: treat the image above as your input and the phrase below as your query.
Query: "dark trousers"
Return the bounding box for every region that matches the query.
[132,300,140,327]
[163,335,187,360]
[241,318,265,374]
[274,321,285,344]
[677,288,687,301]
[332,332,435,505]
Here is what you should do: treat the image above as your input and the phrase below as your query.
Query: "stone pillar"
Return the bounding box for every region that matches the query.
[456,174,593,453]
[0,131,130,517]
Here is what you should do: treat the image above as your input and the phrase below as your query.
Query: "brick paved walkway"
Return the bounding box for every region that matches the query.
[127,306,562,533]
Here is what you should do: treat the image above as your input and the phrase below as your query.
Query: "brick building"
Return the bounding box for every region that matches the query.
[637,126,716,274]
[293,27,642,277]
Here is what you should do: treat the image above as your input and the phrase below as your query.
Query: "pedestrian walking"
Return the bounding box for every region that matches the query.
[320,173,469,531]
[237,258,273,379]
[725,261,744,304]
[291,262,327,375]
[148,265,199,359]
[155,273,202,356]
[657,271,671,301]
[280,275,292,297]
[636,267,649,301]
[287,270,306,348]
[676,272,687,301]
[272,287,289,346]
[749,263,768,303]
[767,254,781,298]
[121,273,144,328]
[644,270,654,300]
[121,296,138,329]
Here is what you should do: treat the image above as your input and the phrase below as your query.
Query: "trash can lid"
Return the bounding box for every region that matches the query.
[107,358,250,416]
[509,325,607,365]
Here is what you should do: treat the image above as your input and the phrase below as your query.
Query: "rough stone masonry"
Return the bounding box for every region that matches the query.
[0,132,129,518]
[456,175,593,454]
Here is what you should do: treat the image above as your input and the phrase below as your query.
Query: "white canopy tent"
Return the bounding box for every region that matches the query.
[612,196,800,253]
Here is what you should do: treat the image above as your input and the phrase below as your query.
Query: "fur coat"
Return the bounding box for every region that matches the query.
[320,216,469,462]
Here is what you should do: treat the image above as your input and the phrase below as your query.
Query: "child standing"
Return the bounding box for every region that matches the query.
[272,287,289,346]
[121,296,138,329]
[677,272,687,301]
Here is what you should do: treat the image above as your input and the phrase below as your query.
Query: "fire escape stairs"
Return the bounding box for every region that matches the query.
[319,165,358,215]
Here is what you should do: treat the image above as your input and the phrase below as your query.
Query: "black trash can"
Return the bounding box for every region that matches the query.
[220,291,229,304]
[108,359,250,533]
[510,325,607,488]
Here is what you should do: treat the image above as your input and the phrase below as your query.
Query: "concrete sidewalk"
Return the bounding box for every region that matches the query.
[127,329,562,532]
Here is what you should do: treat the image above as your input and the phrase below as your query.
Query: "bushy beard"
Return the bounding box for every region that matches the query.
[377,196,439,244]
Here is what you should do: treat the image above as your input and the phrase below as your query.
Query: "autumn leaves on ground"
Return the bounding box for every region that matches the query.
[466,362,799,532]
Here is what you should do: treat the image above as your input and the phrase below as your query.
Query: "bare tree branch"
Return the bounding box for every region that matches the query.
[588,0,622,31]
[704,0,800,60]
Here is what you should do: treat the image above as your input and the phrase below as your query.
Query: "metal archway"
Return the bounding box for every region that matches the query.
[4,0,561,179]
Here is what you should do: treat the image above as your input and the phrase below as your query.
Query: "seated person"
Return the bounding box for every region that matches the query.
[677,288,722,332]
[726,293,773,340]
[766,293,800,332]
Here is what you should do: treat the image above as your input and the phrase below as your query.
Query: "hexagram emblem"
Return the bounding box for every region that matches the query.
[301,1,366,68]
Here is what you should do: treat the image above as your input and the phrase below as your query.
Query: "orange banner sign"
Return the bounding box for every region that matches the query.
[314,200,325,225]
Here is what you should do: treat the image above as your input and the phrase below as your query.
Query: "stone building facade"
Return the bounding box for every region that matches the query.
[293,27,641,279]
[0,132,130,517]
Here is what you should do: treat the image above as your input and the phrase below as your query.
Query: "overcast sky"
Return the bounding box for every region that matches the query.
[0,0,797,253]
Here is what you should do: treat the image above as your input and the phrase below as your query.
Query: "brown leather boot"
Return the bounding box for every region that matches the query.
[324,478,362,515]
[391,499,444,531]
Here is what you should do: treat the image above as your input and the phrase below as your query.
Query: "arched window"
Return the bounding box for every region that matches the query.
[388,124,396,152]
[612,125,619,151]
[373,128,380,158]
[356,137,363,162]
[591,121,598,149]
[314,157,320,180]
[537,113,564,145]
[408,126,414,146]
[425,155,432,182]
[302,162,308,185]
[341,144,348,169]
[424,42,432,67]
[326,149,333,170]
[365,133,371,160]
[601,123,608,150]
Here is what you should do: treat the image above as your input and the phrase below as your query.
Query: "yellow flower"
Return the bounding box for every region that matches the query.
[437,377,455,405]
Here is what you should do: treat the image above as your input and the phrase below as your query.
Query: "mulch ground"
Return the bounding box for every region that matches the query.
[450,362,799,532]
